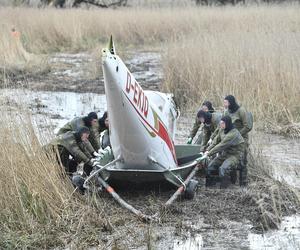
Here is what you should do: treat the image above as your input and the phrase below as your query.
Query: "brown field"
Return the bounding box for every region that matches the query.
[1,5,300,132]
[1,5,300,249]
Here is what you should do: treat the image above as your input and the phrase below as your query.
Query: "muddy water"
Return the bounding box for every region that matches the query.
[2,52,300,249]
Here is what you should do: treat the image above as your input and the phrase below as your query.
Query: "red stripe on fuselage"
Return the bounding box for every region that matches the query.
[123,91,177,165]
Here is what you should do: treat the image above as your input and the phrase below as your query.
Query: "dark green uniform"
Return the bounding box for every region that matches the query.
[200,112,222,151]
[57,117,100,152]
[189,118,203,144]
[49,131,94,175]
[225,106,251,185]
[206,128,244,178]
[224,106,251,143]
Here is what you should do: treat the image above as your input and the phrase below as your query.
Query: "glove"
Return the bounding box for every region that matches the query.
[90,158,97,164]
[98,148,105,154]
[207,138,212,145]
[92,161,100,167]
[187,137,193,144]
[93,151,101,157]
[98,146,112,155]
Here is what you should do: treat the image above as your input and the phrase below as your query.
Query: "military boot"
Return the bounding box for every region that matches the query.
[206,175,217,187]
[220,175,231,189]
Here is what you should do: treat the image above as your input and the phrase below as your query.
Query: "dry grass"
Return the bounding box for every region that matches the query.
[1,6,300,131]
[162,6,300,132]
[246,149,300,230]
[0,106,108,248]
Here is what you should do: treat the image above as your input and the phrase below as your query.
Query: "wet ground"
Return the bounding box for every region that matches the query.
[6,51,162,94]
[1,51,300,249]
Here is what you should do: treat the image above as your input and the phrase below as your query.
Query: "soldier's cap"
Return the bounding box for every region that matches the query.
[77,126,90,135]
[87,112,98,120]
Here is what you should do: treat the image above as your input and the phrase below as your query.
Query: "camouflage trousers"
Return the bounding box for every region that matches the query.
[207,154,239,178]
[239,141,249,186]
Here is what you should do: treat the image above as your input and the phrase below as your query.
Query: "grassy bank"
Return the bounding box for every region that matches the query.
[0,109,108,249]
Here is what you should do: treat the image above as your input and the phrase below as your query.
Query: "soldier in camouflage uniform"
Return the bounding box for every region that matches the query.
[50,127,97,176]
[97,112,111,149]
[224,95,252,186]
[196,110,222,152]
[57,112,101,152]
[187,101,215,145]
[204,116,244,188]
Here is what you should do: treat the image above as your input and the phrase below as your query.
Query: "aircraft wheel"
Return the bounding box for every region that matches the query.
[185,179,199,200]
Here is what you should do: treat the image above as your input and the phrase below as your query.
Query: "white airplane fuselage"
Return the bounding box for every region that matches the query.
[102,48,178,170]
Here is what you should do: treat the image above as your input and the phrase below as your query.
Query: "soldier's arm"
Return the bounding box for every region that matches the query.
[189,118,200,139]
[200,127,211,151]
[89,126,101,151]
[69,142,91,164]
[208,132,240,156]
[84,140,96,155]
[210,126,220,142]
[239,108,251,136]
[206,131,221,152]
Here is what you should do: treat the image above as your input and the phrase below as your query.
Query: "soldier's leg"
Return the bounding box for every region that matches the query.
[83,162,93,176]
[207,156,225,176]
[240,142,249,186]
[57,146,77,175]
[219,156,238,188]
[206,155,225,186]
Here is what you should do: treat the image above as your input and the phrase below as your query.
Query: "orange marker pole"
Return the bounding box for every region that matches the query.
[165,161,204,207]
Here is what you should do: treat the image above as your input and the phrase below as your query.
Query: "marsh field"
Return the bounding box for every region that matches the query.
[0,3,300,250]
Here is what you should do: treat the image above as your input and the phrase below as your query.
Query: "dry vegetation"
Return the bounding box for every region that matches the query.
[0,110,299,248]
[161,6,300,133]
[0,109,108,249]
[1,5,300,249]
[1,6,300,132]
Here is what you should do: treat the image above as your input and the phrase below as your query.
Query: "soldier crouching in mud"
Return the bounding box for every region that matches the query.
[187,101,215,145]
[57,112,101,152]
[46,127,99,192]
[204,116,244,189]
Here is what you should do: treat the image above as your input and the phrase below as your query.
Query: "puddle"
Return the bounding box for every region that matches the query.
[249,215,300,250]
[173,234,203,250]
[0,88,107,138]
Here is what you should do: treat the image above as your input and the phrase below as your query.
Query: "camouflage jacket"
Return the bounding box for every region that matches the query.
[57,117,100,151]
[207,128,244,157]
[189,117,202,139]
[201,112,222,150]
[50,131,93,164]
[224,106,251,140]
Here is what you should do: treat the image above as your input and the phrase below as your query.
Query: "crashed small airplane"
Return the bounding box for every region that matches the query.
[84,37,206,220]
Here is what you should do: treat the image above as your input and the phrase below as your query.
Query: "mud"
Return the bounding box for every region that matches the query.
[1,51,162,94]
